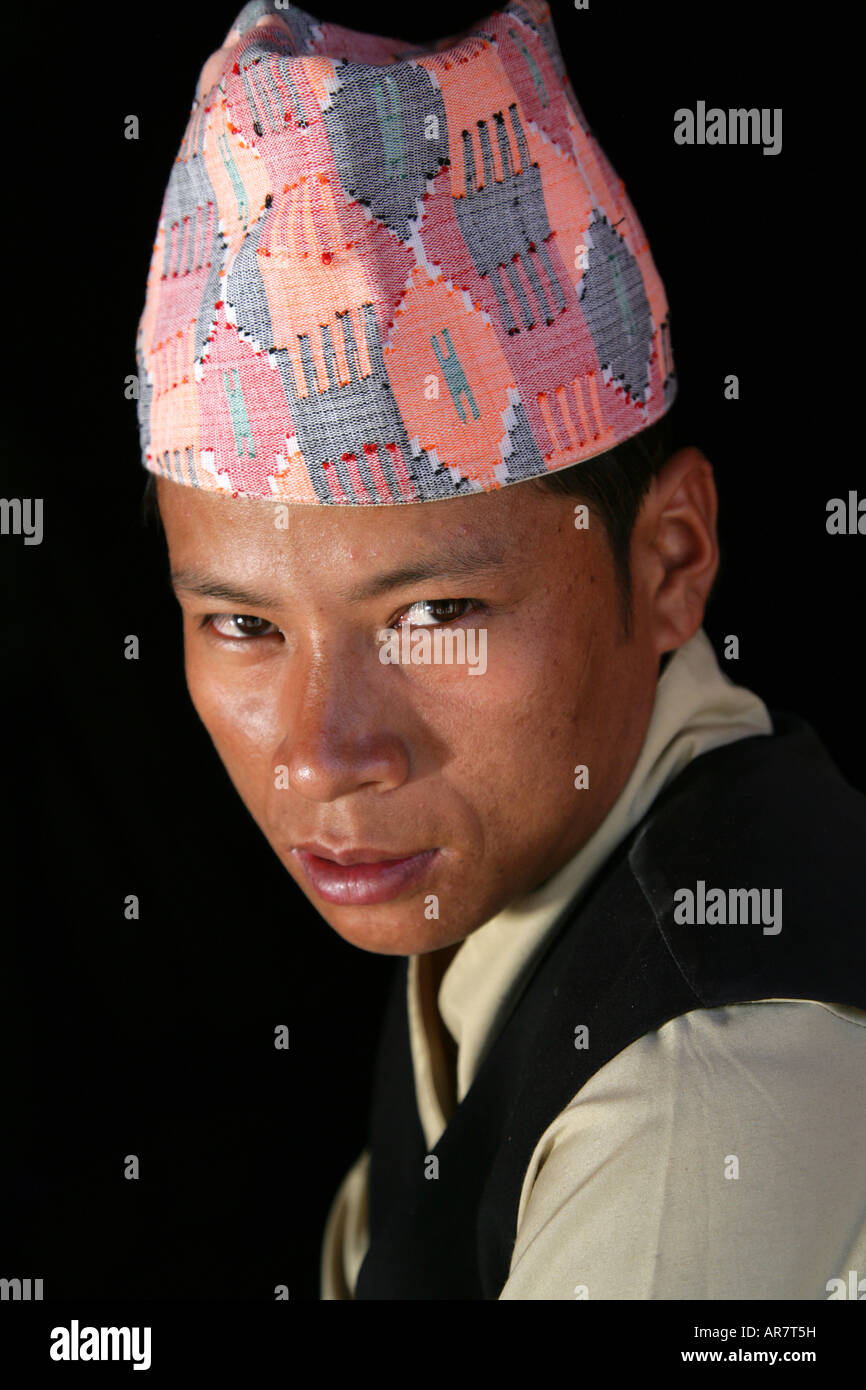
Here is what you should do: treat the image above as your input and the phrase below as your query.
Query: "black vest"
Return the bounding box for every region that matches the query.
[354,713,866,1299]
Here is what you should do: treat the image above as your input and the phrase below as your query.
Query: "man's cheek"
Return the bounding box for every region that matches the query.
[185,673,233,746]
[186,661,277,747]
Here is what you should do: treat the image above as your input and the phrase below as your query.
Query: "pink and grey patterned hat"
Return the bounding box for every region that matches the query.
[135,0,676,504]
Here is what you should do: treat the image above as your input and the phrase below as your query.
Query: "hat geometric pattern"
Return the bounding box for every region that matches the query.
[135,0,676,503]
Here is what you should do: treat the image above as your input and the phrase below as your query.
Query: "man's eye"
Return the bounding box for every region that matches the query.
[204,614,279,640]
[395,599,478,628]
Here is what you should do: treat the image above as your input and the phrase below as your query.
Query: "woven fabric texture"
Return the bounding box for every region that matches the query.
[135,0,676,503]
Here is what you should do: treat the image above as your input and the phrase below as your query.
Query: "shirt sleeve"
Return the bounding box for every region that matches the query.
[499,999,866,1300]
[320,1147,371,1299]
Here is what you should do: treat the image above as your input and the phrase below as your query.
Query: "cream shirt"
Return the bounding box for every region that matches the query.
[321,630,866,1299]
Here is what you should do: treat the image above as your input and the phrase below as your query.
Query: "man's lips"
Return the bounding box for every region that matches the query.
[295,842,423,866]
[291,843,440,906]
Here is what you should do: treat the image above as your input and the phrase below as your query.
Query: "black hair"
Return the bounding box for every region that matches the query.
[531,407,676,634]
[141,471,162,533]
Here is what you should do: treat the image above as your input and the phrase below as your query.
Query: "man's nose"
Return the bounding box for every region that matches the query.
[277,638,410,802]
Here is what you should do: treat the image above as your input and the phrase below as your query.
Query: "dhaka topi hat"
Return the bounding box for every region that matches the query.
[135,0,676,504]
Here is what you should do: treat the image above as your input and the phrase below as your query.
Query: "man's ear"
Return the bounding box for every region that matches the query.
[631,446,720,656]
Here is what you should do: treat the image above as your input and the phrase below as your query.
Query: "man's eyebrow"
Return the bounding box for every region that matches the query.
[339,537,511,602]
[170,537,511,609]
[170,571,281,609]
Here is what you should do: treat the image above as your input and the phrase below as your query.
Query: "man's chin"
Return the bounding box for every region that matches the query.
[310,898,472,958]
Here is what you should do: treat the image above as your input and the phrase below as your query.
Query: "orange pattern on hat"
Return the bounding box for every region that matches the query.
[385,266,517,485]
[147,318,203,480]
[257,172,376,396]
[418,43,524,199]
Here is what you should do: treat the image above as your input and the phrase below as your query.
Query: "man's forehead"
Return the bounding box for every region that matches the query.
[159,472,565,605]
[157,470,548,562]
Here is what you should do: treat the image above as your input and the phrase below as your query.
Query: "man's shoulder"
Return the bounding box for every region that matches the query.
[473,716,866,1293]
[640,709,864,844]
[624,712,866,1011]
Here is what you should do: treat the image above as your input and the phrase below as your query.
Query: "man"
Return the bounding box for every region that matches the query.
[136,0,866,1299]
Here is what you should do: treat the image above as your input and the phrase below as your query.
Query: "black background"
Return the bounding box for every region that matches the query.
[2,0,858,1303]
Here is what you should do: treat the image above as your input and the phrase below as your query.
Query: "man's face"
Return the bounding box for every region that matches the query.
[157,476,661,955]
